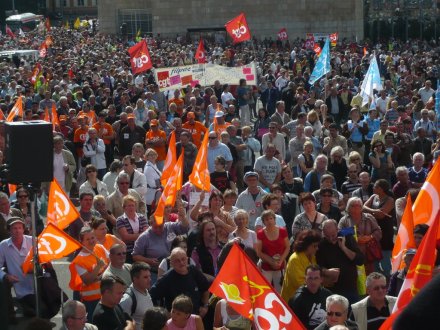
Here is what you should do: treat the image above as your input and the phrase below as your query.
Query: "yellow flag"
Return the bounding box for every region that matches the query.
[65,21,70,29]
[73,17,81,29]
[136,29,141,42]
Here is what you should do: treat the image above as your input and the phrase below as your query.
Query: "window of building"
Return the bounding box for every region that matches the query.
[118,9,152,37]
[78,0,84,6]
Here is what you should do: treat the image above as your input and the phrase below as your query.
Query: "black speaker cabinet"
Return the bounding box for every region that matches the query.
[5,121,53,184]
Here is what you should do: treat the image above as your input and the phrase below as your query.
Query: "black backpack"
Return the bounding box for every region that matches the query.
[126,286,137,316]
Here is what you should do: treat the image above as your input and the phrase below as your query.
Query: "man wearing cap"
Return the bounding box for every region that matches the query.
[144,91,158,112]
[235,172,268,229]
[119,113,146,158]
[209,111,230,138]
[145,119,167,170]
[182,111,207,149]
[0,217,48,321]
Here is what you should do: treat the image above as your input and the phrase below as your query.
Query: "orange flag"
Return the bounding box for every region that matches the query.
[22,223,82,274]
[380,211,440,330]
[8,184,16,195]
[210,244,306,330]
[363,47,368,56]
[47,178,81,229]
[188,131,210,191]
[154,151,184,225]
[161,131,177,186]
[391,195,416,272]
[43,107,50,122]
[412,159,440,228]
[6,97,23,122]
[51,103,59,130]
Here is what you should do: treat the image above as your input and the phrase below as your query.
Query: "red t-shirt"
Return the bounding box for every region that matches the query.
[257,227,288,271]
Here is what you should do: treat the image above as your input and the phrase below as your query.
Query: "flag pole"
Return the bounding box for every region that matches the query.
[29,184,41,317]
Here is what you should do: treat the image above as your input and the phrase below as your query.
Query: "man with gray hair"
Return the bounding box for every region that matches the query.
[392,166,416,199]
[350,272,396,330]
[314,294,358,330]
[61,300,98,330]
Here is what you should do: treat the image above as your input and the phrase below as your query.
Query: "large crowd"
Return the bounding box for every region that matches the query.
[0,22,439,330]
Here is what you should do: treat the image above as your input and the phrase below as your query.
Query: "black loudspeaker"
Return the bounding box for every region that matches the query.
[5,121,53,184]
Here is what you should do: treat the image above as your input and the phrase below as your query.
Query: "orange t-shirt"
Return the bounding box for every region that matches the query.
[74,126,89,157]
[93,122,114,145]
[182,121,208,148]
[145,129,167,161]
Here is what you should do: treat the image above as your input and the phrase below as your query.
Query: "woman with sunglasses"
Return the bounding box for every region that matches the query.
[79,164,109,198]
[369,140,393,183]
[12,187,44,235]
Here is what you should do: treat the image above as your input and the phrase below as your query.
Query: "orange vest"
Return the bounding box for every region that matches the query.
[69,244,109,301]
[102,234,120,251]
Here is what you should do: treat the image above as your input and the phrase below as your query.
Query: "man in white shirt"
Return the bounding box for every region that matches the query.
[120,262,153,330]
[221,84,235,108]
[418,80,435,105]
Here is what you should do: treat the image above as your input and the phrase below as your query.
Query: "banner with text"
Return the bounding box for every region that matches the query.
[155,62,257,91]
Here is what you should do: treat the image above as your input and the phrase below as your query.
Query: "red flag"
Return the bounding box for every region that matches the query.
[380,211,440,330]
[225,13,251,44]
[45,17,51,32]
[391,195,416,272]
[47,179,81,229]
[210,244,306,329]
[329,32,338,46]
[154,151,184,225]
[5,25,15,39]
[128,40,153,74]
[195,38,206,64]
[412,159,440,228]
[52,103,60,130]
[6,97,23,122]
[161,131,177,186]
[277,28,288,41]
[30,63,42,86]
[313,44,322,56]
[22,223,82,274]
[68,68,75,79]
[39,42,48,58]
[188,131,210,191]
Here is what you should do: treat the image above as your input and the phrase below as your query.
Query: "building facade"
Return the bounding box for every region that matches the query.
[98,0,364,40]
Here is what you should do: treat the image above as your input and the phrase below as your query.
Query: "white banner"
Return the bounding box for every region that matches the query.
[154,62,257,91]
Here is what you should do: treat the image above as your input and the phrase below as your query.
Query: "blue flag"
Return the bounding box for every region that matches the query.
[309,38,330,85]
[360,56,382,106]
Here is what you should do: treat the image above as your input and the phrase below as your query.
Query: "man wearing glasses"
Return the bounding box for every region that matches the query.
[61,300,97,330]
[314,294,359,330]
[102,244,132,286]
[350,272,396,330]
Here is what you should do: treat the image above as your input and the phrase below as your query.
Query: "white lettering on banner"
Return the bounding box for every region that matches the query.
[232,25,247,39]
[39,233,67,255]
[54,189,71,217]
[132,54,149,69]
[253,292,293,330]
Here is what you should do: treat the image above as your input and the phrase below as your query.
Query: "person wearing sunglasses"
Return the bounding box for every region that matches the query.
[314,294,359,330]
[350,272,396,330]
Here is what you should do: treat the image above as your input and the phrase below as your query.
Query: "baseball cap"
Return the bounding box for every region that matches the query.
[215,111,225,118]
[405,248,417,256]
[7,217,25,228]
[150,119,158,126]
[244,171,259,180]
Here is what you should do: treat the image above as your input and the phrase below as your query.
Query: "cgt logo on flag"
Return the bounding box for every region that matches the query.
[278,28,288,41]
[38,232,67,255]
[128,40,153,74]
[225,13,251,44]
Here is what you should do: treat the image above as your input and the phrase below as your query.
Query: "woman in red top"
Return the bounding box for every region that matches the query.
[255,209,290,292]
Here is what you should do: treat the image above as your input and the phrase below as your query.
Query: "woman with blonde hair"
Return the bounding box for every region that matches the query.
[298,141,315,180]
[228,209,257,249]
[307,110,322,137]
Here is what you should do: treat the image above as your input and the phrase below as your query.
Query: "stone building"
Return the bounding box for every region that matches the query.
[98,0,364,40]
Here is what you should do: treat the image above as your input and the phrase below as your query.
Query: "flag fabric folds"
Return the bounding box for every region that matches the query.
[5,24,15,39]
[412,159,440,227]
[74,17,81,29]
[22,223,82,274]
[309,38,330,84]
[210,244,306,330]
[277,28,288,41]
[360,56,383,106]
[154,152,184,225]
[39,42,48,58]
[188,132,210,191]
[391,195,416,273]
[195,38,206,64]
[225,13,251,44]
[46,179,81,229]
[160,131,177,186]
[379,211,440,330]
[6,97,23,122]
[329,32,338,46]
[128,40,153,74]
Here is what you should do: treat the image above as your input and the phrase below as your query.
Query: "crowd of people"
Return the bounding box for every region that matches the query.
[0,21,439,330]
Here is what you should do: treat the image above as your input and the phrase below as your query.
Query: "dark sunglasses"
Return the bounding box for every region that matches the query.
[327,311,343,317]
[209,136,217,140]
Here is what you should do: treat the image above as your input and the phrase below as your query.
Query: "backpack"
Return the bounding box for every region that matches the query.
[126,286,137,316]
